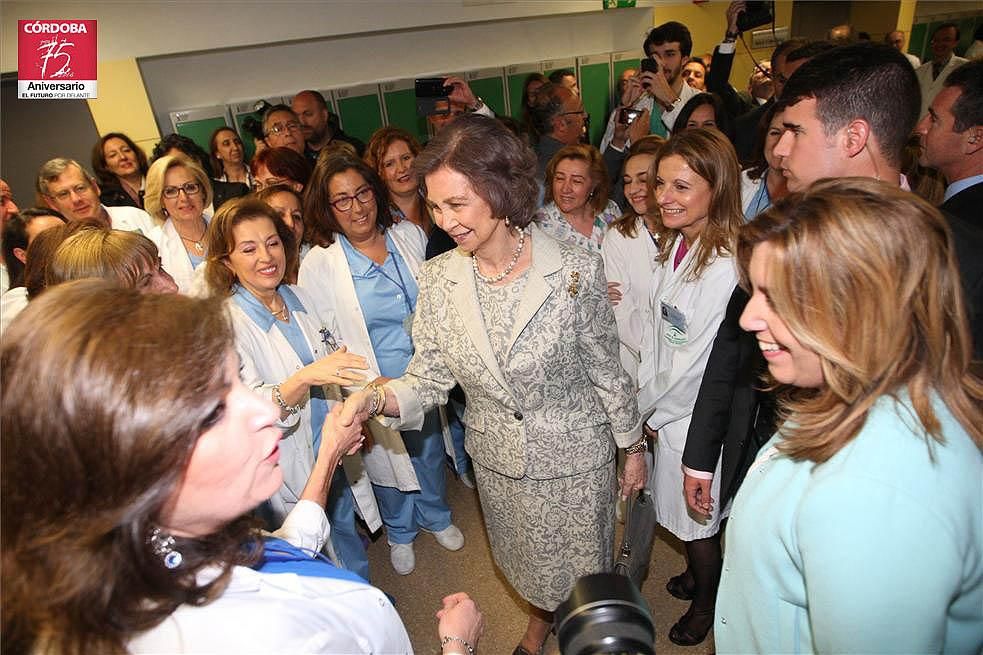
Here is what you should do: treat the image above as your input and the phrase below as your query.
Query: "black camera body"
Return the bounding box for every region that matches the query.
[416,77,453,116]
[737,1,774,33]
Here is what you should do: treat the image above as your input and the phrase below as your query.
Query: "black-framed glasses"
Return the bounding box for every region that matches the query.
[162,182,202,199]
[266,121,301,136]
[330,186,375,212]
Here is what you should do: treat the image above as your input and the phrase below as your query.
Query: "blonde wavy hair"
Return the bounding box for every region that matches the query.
[737,177,982,462]
[144,155,213,225]
[47,226,160,289]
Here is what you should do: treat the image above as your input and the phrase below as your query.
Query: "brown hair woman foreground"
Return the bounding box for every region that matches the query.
[1,280,482,654]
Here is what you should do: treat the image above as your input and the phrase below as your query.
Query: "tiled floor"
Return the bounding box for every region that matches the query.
[365,472,716,655]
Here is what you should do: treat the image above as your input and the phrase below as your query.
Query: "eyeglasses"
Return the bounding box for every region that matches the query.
[48,182,91,202]
[266,121,302,136]
[162,182,202,199]
[252,177,289,191]
[330,186,375,212]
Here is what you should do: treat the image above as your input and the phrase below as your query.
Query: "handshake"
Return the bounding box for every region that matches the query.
[320,380,394,459]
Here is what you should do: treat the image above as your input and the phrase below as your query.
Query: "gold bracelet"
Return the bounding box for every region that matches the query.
[624,436,647,455]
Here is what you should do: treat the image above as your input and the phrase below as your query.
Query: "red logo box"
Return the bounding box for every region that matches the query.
[18,20,97,99]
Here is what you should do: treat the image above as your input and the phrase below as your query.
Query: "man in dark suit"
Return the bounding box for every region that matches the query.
[916,59,982,226]
[683,42,924,529]
[915,58,983,362]
[705,2,811,162]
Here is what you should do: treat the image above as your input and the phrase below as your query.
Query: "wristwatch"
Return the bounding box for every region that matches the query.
[469,97,485,112]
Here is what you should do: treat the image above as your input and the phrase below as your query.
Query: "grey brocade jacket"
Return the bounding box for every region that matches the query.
[389,224,642,481]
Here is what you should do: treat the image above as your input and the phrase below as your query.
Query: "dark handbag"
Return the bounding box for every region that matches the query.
[613,489,657,589]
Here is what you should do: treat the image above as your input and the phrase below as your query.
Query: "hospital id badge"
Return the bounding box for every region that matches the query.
[660,301,688,346]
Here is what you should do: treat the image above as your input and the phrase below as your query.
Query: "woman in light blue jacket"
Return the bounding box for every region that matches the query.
[717,178,982,653]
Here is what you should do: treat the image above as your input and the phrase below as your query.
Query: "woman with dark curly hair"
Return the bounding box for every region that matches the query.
[92,132,149,209]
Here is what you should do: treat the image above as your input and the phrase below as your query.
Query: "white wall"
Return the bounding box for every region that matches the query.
[139,7,654,132]
[1,1,653,71]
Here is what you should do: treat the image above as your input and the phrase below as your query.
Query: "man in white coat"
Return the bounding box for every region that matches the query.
[37,158,157,238]
[915,23,968,119]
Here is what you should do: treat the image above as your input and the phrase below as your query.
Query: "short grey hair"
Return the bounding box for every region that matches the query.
[36,158,96,197]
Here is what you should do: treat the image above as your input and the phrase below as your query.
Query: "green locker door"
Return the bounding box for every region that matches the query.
[956,17,977,56]
[231,98,286,163]
[506,63,543,121]
[578,54,612,146]
[380,79,427,143]
[612,50,642,88]
[541,57,577,84]
[170,107,230,156]
[465,68,508,117]
[334,84,385,148]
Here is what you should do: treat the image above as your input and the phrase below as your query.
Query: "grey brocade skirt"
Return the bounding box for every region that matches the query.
[473,459,617,611]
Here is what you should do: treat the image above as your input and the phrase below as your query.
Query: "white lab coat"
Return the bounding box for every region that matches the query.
[600,217,661,385]
[0,286,28,334]
[149,218,207,295]
[104,204,156,237]
[638,236,736,540]
[129,501,411,654]
[228,285,382,533]
[298,221,454,491]
[916,56,969,118]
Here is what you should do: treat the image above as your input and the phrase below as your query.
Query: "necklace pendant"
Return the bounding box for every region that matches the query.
[194,241,204,254]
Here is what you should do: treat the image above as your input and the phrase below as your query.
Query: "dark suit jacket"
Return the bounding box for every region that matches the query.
[733,100,771,165]
[941,180,982,228]
[682,286,776,506]
[99,182,142,209]
[706,45,753,124]
[212,180,249,211]
[940,199,983,363]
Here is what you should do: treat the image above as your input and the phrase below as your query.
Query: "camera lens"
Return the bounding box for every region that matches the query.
[555,573,655,655]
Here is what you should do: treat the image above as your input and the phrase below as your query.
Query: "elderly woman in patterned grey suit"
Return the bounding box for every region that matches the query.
[341,114,647,655]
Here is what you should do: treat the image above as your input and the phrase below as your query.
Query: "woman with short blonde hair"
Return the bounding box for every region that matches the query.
[144,155,214,294]
[718,177,982,652]
[47,227,177,293]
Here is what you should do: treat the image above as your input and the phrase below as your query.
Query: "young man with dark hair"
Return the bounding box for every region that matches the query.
[773,42,919,191]
[599,20,699,152]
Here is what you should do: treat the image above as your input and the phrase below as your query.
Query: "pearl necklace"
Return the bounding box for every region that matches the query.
[472,228,526,284]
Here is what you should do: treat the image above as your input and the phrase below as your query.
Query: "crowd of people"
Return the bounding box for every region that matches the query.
[1,3,981,653]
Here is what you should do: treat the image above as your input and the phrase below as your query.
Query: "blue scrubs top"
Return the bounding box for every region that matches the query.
[339,232,418,379]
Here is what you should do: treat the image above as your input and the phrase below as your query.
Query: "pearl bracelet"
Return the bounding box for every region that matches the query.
[439,635,475,655]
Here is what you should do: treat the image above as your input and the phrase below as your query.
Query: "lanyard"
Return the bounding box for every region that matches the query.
[372,254,415,315]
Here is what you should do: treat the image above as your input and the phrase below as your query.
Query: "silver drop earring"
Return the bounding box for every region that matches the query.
[149,526,183,569]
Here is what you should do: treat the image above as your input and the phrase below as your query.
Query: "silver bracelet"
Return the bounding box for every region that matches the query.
[272,384,302,414]
[439,635,475,655]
